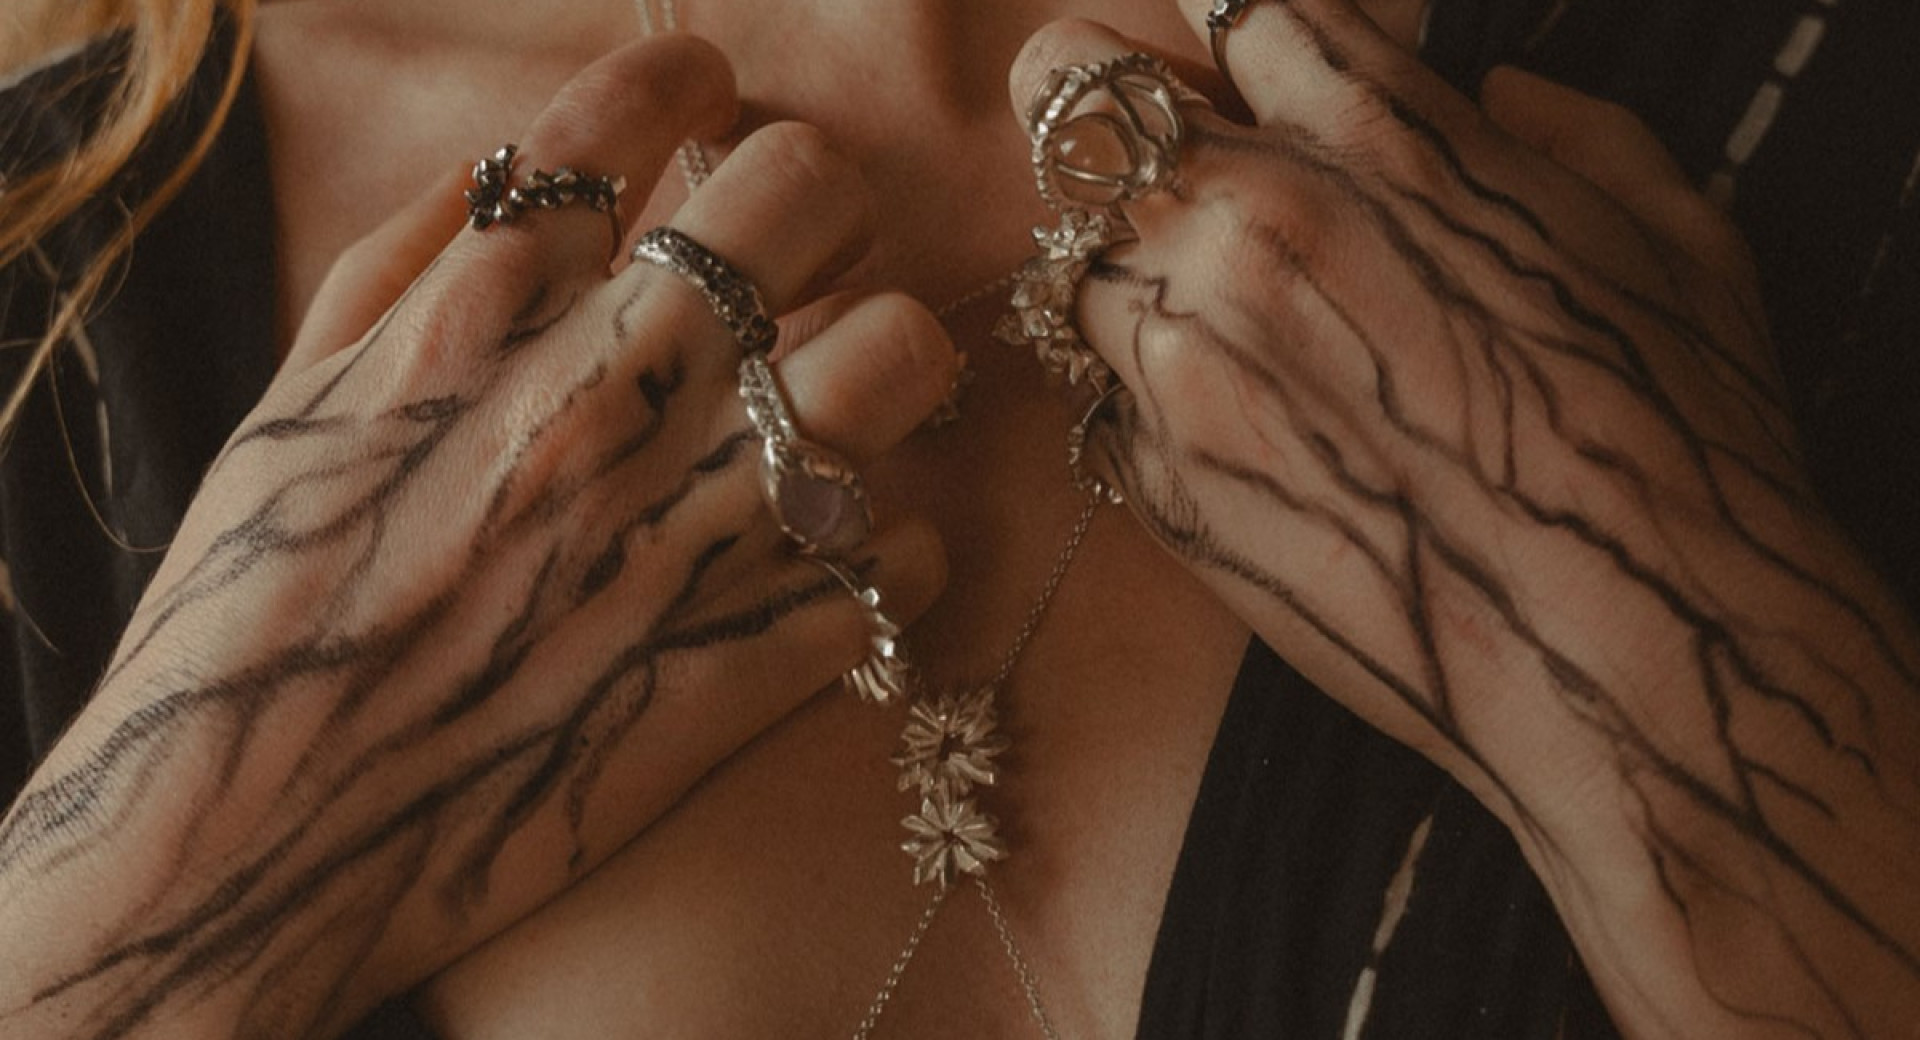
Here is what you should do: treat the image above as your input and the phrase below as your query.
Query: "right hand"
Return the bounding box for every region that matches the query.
[0,36,953,1039]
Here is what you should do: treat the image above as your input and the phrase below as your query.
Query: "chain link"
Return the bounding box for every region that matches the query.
[990,492,1100,690]
[637,6,1102,1037]
[852,885,951,1040]
[977,876,1064,1040]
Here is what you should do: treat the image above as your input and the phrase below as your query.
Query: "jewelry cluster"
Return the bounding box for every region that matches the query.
[624,2,1207,1032]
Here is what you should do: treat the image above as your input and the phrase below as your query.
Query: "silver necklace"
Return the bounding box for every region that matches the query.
[637,4,1093,1034]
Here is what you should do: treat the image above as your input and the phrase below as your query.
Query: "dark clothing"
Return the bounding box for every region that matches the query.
[3,1,1916,1035]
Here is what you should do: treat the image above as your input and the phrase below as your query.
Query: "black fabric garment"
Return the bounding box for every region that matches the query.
[2,2,1916,1037]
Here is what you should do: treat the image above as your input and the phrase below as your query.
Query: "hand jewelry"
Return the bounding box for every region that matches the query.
[803,557,913,706]
[1207,0,1259,103]
[632,227,780,355]
[739,352,875,558]
[1025,52,1205,213]
[994,209,1126,394]
[465,144,625,239]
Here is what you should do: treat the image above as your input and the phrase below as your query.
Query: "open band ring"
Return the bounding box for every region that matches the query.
[633,227,780,355]
[466,145,625,243]
[1207,0,1258,103]
[803,556,913,706]
[1026,52,1207,213]
[739,352,875,558]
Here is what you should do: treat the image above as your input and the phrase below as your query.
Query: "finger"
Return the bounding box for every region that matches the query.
[1170,0,1476,135]
[622,121,874,338]
[769,291,866,361]
[1006,19,1234,170]
[609,121,875,394]
[448,35,738,282]
[280,169,470,377]
[671,517,948,712]
[1479,66,1755,280]
[749,291,961,464]
[573,516,944,844]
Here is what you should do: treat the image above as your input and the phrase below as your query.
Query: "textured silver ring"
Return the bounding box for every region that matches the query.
[466,144,625,232]
[632,227,779,355]
[739,352,875,557]
[993,208,1127,393]
[1207,0,1258,103]
[1068,382,1128,505]
[1026,52,1206,213]
[804,557,912,706]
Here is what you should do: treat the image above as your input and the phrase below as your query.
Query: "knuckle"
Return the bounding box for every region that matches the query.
[856,292,953,382]
[528,90,605,163]
[1586,97,1654,144]
[737,121,856,200]
[1355,108,1452,191]
[388,288,483,373]
[1009,19,1103,95]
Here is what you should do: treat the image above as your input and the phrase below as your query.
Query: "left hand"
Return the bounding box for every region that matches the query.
[1009,5,1920,1037]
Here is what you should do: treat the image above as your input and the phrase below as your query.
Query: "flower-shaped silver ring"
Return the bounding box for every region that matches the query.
[994,209,1129,394]
[739,353,875,559]
[803,556,912,706]
[1026,52,1207,213]
[466,144,626,244]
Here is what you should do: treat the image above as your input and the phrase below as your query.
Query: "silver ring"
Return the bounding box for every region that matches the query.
[632,227,779,355]
[1207,0,1257,103]
[1068,382,1127,505]
[466,144,625,231]
[1026,52,1205,213]
[805,557,912,706]
[739,353,875,557]
[992,208,1127,393]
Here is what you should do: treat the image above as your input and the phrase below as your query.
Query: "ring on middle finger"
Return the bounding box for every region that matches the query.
[1026,52,1205,213]
[738,352,875,558]
[632,227,780,355]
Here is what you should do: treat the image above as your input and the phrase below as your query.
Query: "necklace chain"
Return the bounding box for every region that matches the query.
[636,3,1089,1035]
[990,493,1097,690]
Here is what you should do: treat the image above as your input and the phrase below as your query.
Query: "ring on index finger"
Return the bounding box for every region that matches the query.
[466,144,626,248]
[1026,52,1206,213]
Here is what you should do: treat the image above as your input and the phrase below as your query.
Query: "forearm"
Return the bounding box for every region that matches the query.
[1408,475,1920,1038]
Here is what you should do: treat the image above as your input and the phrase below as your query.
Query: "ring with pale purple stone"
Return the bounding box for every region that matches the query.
[738,352,875,558]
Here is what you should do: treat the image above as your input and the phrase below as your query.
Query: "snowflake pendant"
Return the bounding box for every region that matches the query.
[893,685,1017,886]
[901,786,1009,888]
[893,685,1012,796]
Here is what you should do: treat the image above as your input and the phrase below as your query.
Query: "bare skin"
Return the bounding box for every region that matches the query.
[252,1,1307,1035]
[7,0,1914,1037]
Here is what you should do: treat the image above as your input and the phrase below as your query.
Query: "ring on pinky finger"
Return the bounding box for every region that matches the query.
[802,556,913,706]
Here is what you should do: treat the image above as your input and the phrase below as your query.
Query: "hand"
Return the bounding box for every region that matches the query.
[0,37,953,1039]
[1010,5,1918,1037]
